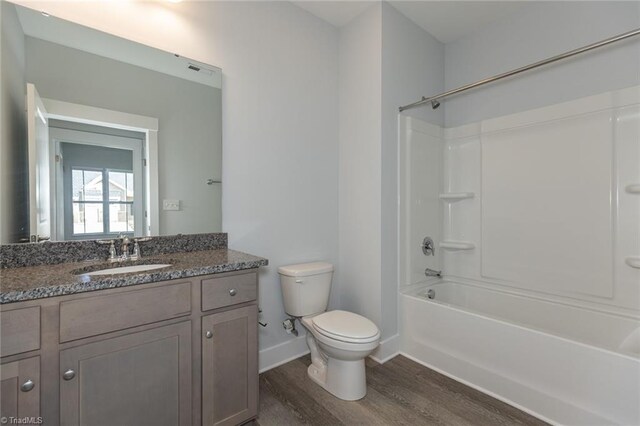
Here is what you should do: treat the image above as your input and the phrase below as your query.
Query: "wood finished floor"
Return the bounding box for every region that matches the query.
[256,355,547,426]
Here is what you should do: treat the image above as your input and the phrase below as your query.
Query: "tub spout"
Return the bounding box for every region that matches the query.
[425,268,441,277]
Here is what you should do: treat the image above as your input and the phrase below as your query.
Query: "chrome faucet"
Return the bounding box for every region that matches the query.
[98,236,152,263]
[120,236,131,261]
[425,268,441,278]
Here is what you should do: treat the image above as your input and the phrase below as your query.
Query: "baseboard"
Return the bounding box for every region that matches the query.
[260,332,400,372]
[259,335,310,373]
[369,333,400,364]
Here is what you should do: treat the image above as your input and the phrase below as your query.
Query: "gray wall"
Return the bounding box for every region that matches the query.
[0,2,28,244]
[338,3,383,334]
[25,37,223,235]
[444,1,640,127]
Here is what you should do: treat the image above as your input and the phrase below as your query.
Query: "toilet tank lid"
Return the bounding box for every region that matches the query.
[277,262,333,277]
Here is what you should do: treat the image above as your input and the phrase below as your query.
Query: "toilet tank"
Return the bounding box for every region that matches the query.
[278,262,334,317]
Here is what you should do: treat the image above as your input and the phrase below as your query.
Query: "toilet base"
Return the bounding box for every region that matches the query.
[308,357,367,401]
[307,359,367,401]
[307,361,328,389]
[300,314,378,401]
[305,332,368,401]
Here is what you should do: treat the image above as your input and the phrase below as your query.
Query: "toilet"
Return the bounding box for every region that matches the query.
[278,262,380,401]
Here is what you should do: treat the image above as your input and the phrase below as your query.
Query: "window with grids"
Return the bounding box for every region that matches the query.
[72,168,134,236]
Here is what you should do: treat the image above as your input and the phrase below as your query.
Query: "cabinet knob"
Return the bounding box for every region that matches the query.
[62,369,76,381]
[20,379,35,392]
[205,330,213,339]
[229,288,237,296]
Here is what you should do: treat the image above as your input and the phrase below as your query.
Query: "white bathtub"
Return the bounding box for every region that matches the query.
[400,280,640,425]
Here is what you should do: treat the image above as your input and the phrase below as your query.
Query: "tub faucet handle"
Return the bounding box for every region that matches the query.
[422,236,435,256]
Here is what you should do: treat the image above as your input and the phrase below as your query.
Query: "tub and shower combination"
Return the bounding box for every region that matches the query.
[398,87,640,425]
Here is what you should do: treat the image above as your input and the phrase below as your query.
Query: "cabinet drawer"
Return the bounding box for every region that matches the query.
[201,273,257,311]
[60,281,192,342]
[0,307,40,357]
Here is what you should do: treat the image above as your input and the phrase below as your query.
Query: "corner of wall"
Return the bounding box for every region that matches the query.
[1,1,28,244]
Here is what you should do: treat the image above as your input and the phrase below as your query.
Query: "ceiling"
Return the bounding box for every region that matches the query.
[291,1,534,44]
[292,1,375,27]
[15,4,222,88]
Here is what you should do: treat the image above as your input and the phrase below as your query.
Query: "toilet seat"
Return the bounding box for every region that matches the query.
[311,310,380,344]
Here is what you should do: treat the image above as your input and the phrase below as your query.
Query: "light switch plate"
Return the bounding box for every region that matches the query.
[163,199,180,211]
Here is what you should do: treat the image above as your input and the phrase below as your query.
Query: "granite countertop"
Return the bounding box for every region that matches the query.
[0,249,268,304]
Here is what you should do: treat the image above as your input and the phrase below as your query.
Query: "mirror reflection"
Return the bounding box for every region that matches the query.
[1,3,222,243]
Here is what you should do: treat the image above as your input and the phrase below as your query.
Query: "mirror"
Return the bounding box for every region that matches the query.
[1,3,222,243]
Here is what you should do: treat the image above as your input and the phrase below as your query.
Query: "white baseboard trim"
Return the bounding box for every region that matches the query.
[259,335,310,373]
[260,333,401,372]
[369,333,400,364]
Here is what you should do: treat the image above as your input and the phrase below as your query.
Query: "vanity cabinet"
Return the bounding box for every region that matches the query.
[59,321,192,426]
[202,305,258,426]
[0,356,40,421]
[0,269,259,426]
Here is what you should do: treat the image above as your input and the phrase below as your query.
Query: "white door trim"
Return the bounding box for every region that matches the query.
[51,128,144,239]
[27,84,51,242]
[42,98,159,235]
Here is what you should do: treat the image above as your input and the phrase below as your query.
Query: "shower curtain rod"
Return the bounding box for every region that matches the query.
[398,27,640,112]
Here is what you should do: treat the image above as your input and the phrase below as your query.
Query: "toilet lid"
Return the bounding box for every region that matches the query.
[311,310,380,343]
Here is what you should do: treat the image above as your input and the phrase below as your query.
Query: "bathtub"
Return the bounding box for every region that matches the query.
[400,280,640,425]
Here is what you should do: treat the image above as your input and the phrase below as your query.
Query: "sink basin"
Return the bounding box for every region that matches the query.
[80,264,172,276]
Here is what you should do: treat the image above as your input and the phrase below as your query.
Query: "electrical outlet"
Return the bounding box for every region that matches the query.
[163,199,180,211]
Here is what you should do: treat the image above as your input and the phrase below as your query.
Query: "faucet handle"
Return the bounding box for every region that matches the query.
[97,240,118,262]
[131,241,141,261]
[422,236,435,256]
[130,237,151,260]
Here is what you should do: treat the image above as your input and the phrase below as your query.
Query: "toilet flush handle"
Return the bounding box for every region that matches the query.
[295,279,303,284]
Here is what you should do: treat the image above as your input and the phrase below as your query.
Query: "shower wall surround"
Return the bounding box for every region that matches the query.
[400,85,640,316]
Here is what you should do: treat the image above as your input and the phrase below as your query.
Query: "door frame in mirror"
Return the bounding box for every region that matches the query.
[41,98,159,237]
[51,128,144,240]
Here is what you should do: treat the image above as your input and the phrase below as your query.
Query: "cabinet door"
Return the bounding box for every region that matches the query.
[202,305,258,426]
[0,357,40,421]
[60,321,191,426]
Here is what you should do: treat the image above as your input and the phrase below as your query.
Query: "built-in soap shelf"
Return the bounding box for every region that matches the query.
[625,257,640,269]
[625,184,640,194]
[439,192,475,201]
[439,241,475,250]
